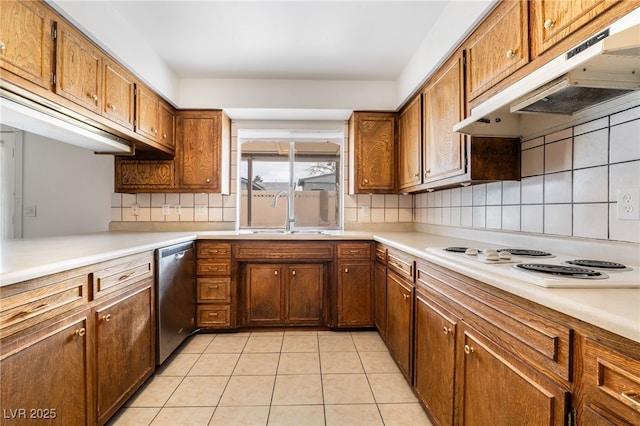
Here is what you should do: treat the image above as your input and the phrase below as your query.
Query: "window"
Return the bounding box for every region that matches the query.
[238,130,343,231]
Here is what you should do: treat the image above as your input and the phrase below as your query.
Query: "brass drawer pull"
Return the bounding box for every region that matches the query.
[622,391,640,407]
[464,345,474,355]
[208,285,219,290]
[349,250,360,254]
[119,272,134,281]
[208,312,219,317]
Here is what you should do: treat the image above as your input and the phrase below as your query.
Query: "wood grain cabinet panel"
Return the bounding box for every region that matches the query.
[465,0,529,101]
[336,261,374,327]
[135,84,160,142]
[102,58,135,131]
[114,158,175,192]
[374,261,387,339]
[398,94,423,191]
[286,264,324,325]
[158,101,175,150]
[385,271,414,381]
[0,0,55,90]
[176,110,229,191]
[196,241,234,329]
[0,312,90,425]
[349,112,396,193]
[94,284,154,425]
[414,290,457,426]
[530,0,619,58]
[423,53,466,184]
[55,21,103,114]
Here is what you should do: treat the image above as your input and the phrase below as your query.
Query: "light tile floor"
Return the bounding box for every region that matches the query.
[108,330,433,426]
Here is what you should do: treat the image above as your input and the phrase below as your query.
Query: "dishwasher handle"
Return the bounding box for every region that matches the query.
[157,241,195,259]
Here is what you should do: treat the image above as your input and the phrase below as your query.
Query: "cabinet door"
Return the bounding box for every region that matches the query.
[337,261,374,327]
[0,313,89,426]
[114,158,175,192]
[386,272,413,380]
[0,0,55,89]
[374,262,387,339]
[159,101,176,150]
[423,53,466,183]
[246,264,284,326]
[398,95,423,190]
[286,264,323,325]
[136,85,160,142]
[177,111,220,191]
[459,329,569,426]
[414,291,457,426]
[103,58,135,131]
[55,22,102,114]
[349,112,396,193]
[95,285,154,424]
[465,0,528,101]
[530,0,619,57]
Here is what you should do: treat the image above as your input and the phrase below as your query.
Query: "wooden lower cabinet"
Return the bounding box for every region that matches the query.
[94,282,155,425]
[0,312,90,425]
[459,328,569,426]
[245,263,324,326]
[196,241,234,329]
[374,261,387,338]
[386,271,414,381]
[336,260,374,327]
[414,290,457,426]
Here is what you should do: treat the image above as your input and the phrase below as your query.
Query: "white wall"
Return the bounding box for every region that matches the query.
[22,133,113,238]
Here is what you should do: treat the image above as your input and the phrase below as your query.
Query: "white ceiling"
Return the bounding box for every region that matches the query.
[51,1,494,120]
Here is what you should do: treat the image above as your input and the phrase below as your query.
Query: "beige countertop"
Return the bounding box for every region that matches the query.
[2,229,638,343]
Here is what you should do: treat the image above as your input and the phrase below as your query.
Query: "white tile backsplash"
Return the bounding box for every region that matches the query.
[573,166,608,203]
[544,138,573,173]
[521,146,544,177]
[521,176,544,204]
[610,119,640,163]
[544,171,572,204]
[544,204,572,236]
[573,128,608,169]
[573,203,608,239]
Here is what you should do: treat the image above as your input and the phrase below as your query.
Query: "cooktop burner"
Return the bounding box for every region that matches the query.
[565,259,629,270]
[497,249,552,257]
[513,263,608,279]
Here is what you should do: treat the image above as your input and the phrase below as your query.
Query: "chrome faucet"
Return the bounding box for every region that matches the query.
[272,190,295,232]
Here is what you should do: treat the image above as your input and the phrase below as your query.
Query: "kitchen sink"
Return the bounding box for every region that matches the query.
[239,229,338,236]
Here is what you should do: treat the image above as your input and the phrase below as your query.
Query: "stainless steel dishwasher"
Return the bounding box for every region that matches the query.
[155,241,196,365]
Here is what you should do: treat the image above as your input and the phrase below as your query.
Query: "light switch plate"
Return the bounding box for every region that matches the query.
[616,188,640,220]
[23,205,36,217]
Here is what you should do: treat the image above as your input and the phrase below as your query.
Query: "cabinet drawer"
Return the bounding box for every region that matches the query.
[584,338,640,424]
[234,242,334,260]
[93,254,153,298]
[197,305,231,327]
[375,244,387,264]
[197,278,231,303]
[0,274,89,339]
[387,249,415,282]
[197,260,231,276]
[337,242,372,259]
[197,242,231,259]
[416,259,572,382]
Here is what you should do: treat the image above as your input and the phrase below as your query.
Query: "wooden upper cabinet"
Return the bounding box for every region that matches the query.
[158,101,175,150]
[398,94,423,191]
[423,52,466,184]
[55,21,102,114]
[102,58,135,131]
[135,84,160,142]
[0,0,55,90]
[466,0,529,101]
[176,110,230,192]
[530,0,619,58]
[114,158,175,192]
[349,112,396,194]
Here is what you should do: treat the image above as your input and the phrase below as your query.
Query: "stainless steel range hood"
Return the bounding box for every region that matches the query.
[0,88,133,154]
[454,9,640,138]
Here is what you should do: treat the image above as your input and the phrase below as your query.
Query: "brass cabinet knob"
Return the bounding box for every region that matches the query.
[0,41,7,53]
[464,344,474,355]
[544,18,556,29]
[292,270,296,276]
[443,326,452,335]
[75,327,86,337]
[151,128,158,134]
[87,93,98,102]
[344,268,349,273]
[102,314,112,322]
[108,103,117,111]
[206,178,211,183]
[402,294,410,300]
[274,270,278,276]
[162,133,167,139]
[363,178,369,184]
[506,49,516,59]
[414,173,420,177]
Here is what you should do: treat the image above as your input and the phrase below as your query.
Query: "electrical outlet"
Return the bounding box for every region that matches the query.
[360,206,370,217]
[162,204,171,216]
[616,188,640,220]
[23,205,37,217]
[174,205,182,215]
[195,204,207,216]
[131,203,140,216]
